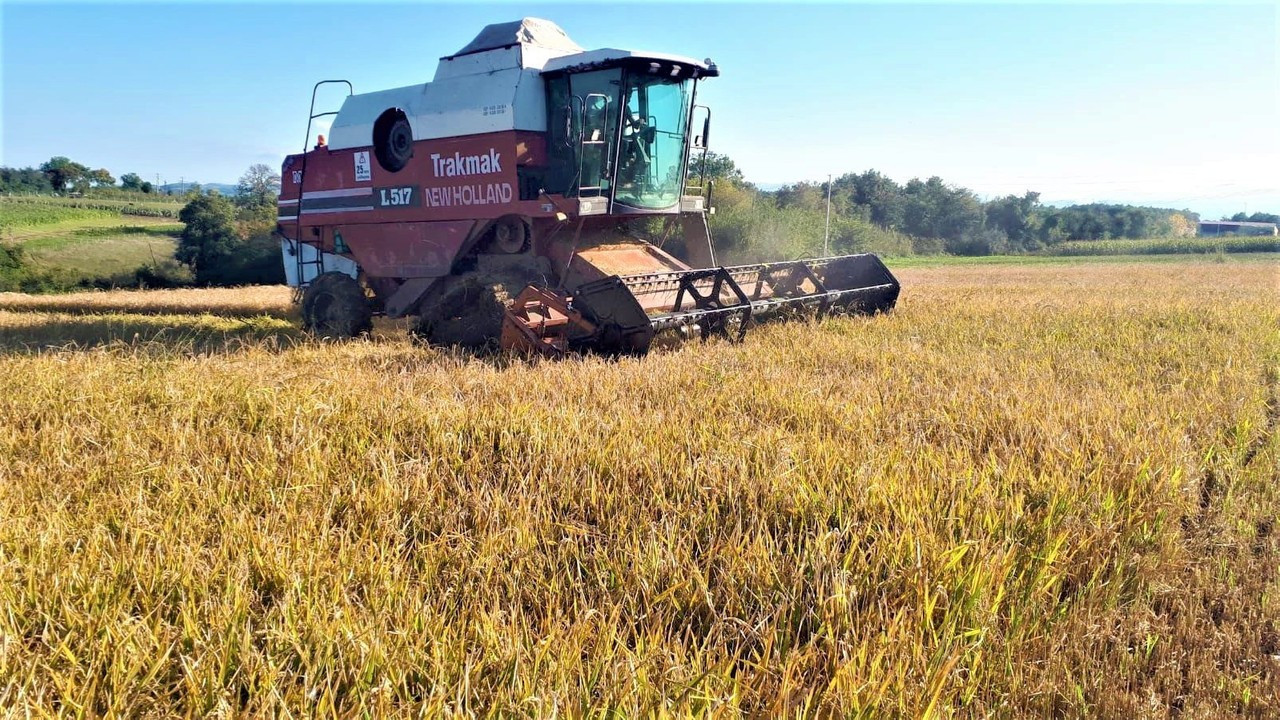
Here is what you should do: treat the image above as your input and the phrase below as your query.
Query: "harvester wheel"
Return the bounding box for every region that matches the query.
[489,217,529,254]
[301,272,372,339]
[412,269,540,349]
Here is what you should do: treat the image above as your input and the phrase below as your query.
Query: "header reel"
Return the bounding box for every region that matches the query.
[501,253,900,357]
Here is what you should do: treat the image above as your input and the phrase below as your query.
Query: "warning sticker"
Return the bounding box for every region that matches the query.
[353,151,371,182]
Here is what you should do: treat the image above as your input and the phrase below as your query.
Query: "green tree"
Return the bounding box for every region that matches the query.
[837,170,905,229]
[87,168,115,187]
[0,166,54,193]
[1038,203,1193,242]
[236,164,281,207]
[139,181,154,194]
[177,194,240,285]
[120,173,144,191]
[985,191,1041,250]
[235,163,281,222]
[899,177,983,251]
[689,151,745,186]
[40,156,88,192]
[774,181,826,212]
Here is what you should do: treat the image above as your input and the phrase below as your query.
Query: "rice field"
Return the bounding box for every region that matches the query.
[0,259,1276,717]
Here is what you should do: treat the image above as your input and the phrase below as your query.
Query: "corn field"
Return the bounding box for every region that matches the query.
[0,259,1276,717]
[0,202,117,232]
[1,196,183,224]
[1049,236,1279,256]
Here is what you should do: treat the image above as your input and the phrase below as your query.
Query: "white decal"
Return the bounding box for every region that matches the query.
[420,183,514,208]
[430,149,502,178]
[291,170,302,184]
[353,151,372,182]
[379,187,414,206]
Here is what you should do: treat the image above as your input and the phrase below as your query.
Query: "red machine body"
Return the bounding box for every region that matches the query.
[278,19,899,351]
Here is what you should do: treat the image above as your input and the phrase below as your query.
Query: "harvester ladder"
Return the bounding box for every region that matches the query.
[293,80,352,295]
[577,93,611,198]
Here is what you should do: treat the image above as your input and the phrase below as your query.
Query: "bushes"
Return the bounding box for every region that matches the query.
[177,195,284,286]
[133,259,194,289]
[0,243,61,292]
[710,190,913,264]
[195,230,285,287]
[946,227,1010,256]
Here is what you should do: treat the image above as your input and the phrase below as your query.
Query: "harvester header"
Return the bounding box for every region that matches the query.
[277,18,898,353]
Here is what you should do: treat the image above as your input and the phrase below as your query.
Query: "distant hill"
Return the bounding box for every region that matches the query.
[158,182,238,196]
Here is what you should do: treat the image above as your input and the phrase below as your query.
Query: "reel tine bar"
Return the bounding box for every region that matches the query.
[501,253,900,356]
[639,253,900,340]
[672,267,753,342]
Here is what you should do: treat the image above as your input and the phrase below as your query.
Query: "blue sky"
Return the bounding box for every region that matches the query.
[2,1,1276,217]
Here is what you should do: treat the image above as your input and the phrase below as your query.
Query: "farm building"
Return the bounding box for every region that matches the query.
[1198,220,1278,236]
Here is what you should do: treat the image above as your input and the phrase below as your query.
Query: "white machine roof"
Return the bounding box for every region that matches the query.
[325,18,715,150]
[541,48,715,75]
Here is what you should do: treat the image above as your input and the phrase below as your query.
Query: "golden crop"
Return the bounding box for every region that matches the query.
[0,260,1276,717]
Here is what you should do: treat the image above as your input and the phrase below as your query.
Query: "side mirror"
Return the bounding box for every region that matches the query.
[701,115,712,148]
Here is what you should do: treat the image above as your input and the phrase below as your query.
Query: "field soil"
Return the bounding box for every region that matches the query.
[0,259,1277,716]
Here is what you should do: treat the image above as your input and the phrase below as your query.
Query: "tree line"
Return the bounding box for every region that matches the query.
[1224,212,1279,224]
[694,153,1224,258]
[0,155,286,199]
[0,157,160,195]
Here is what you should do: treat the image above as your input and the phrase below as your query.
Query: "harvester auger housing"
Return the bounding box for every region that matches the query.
[277,18,900,354]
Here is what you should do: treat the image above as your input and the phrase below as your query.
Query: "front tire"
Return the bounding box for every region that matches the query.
[301,272,372,338]
[411,268,544,349]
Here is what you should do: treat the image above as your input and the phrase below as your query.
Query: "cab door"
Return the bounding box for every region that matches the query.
[545,69,622,199]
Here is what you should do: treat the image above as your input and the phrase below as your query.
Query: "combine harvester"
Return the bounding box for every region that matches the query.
[277,18,899,356]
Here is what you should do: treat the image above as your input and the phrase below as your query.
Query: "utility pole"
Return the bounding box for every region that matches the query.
[824,174,833,256]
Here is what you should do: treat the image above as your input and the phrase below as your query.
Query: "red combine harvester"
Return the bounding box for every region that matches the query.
[278,18,899,355]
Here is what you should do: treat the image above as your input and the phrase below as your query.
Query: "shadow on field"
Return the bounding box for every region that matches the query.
[0,298,296,319]
[0,313,307,354]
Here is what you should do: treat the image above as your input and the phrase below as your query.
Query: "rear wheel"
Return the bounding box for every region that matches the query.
[301,272,372,338]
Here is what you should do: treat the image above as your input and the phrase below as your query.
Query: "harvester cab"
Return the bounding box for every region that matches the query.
[277,17,899,354]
